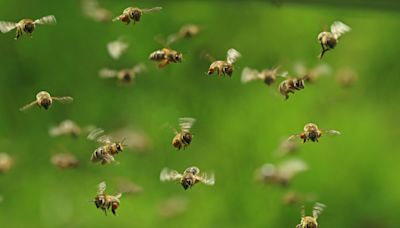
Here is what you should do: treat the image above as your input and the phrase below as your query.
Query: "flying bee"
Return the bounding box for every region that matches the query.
[93,181,122,215]
[112,6,162,25]
[167,24,201,44]
[278,77,305,100]
[99,64,146,84]
[82,0,112,23]
[288,123,341,143]
[160,166,215,190]
[168,117,196,150]
[282,191,317,206]
[296,203,326,228]
[51,153,79,169]
[275,139,300,157]
[294,63,331,83]
[20,91,73,112]
[0,15,56,40]
[0,153,13,173]
[318,21,351,59]
[336,67,358,88]
[158,196,188,219]
[107,39,129,60]
[87,128,126,165]
[49,120,94,138]
[241,66,288,85]
[116,178,143,195]
[207,48,241,77]
[256,159,308,187]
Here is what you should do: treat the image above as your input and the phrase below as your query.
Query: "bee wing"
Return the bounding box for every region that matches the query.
[226,48,241,64]
[49,125,62,137]
[98,181,107,194]
[0,21,17,33]
[34,15,57,25]
[132,63,146,74]
[141,7,163,14]
[287,134,301,142]
[179,117,196,132]
[278,71,288,78]
[166,33,180,46]
[97,135,112,144]
[114,193,122,200]
[322,129,341,136]
[278,159,308,180]
[313,63,331,76]
[99,68,118,78]
[107,40,129,60]
[330,21,351,39]
[87,128,104,141]
[293,62,307,77]
[19,100,38,112]
[241,67,261,84]
[198,172,215,186]
[312,202,326,219]
[52,96,73,104]
[160,168,182,182]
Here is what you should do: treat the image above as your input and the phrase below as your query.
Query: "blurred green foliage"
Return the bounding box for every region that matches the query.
[0,0,400,227]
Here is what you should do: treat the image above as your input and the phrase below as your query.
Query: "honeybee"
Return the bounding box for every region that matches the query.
[0,15,56,40]
[20,91,73,111]
[107,39,129,60]
[112,6,162,24]
[109,128,152,153]
[278,77,305,100]
[87,128,126,165]
[116,178,143,195]
[51,153,79,169]
[99,64,146,84]
[207,48,241,77]
[167,24,201,44]
[158,196,188,219]
[336,67,358,88]
[49,120,92,138]
[160,166,215,190]
[282,191,317,206]
[82,0,112,22]
[241,66,288,85]
[0,153,13,173]
[294,63,331,83]
[169,117,196,150]
[93,181,122,215]
[318,21,351,59]
[288,123,341,143]
[296,203,326,228]
[275,139,299,157]
[149,47,183,68]
[256,159,308,187]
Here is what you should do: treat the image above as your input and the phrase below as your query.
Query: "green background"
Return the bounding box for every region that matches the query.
[0,0,399,227]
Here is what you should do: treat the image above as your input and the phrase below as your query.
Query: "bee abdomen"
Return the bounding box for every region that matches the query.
[91,148,104,162]
[149,50,166,61]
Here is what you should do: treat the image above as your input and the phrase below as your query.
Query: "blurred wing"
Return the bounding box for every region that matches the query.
[198,172,215,186]
[313,63,331,76]
[132,63,146,74]
[323,129,341,136]
[114,193,122,200]
[241,67,260,84]
[278,159,308,180]
[179,117,196,132]
[98,181,106,194]
[99,68,117,78]
[278,71,288,78]
[97,135,112,144]
[0,21,17,33]
[226,48,241,64]
[166,33,179,46]
[293,62,307,77]
[312,202,326,219]
[112,16,120,22]
[160,168,182,182]
[87,128,104,141]
[141,7,162,14]
[52,96,73,104]
[34,15,56,25]
[330,21,351,39]
[287,134,300,142]
[49,125,62,137]
[107,40,129,59]
[19,100,38,112]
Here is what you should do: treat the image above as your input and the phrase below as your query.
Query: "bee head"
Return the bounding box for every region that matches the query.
[116,142,124,152]
[174,52,183,62]
[308,131,319,142]
[23,22,35,33]
[130,9,142,22]
[181,177,194,190]
[182,132,192,144]
[40,98,52,110]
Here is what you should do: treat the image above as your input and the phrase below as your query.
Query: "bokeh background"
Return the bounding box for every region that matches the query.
[0,0,400,227]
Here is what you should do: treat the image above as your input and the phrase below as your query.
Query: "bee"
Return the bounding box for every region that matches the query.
[0,15,56,40]
[336,68,358,88]
[51,153,79,169]
[158,196,188,219]
[112,6,162,24]
[207,48,241,77]
[275,139,299,157]
[149,47,183,68]
[296,203,326,228]
[49,120,91,138]
[116,178,143,195]
[318,21,351,59]
[107,39,129,60]
[293,63,331,83]
[87,128,126,165]
[109,128,152,153]
[99,64,146,84]
[93,181,122,215]
[169,117,196,150]
[256,159,308,187]
[288,123,341,143]
[278,77,305,100]
[0,153,13,173]
[160,166,215,190]
[19,91,73,112]
[241,66,288,85]
[82,0,112,23]
[282,191,317,206]
[167,24,201,44]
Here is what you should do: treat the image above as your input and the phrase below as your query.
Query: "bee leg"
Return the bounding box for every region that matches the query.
[15,28,21,40]
[158,59,169,68]
[112,208,116,215]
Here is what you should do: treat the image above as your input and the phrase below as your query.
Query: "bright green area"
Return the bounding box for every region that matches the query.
[0,1,399,227]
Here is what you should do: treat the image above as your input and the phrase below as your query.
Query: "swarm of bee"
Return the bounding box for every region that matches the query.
[296,203,326,228]
[113,6,162,25]
[241,66,288,85]
[0,15,56,40]
[87,128,126,165]
[107,39,129,60]
[20,91,73,111]
[160,166,215,190]
[99,64,146,84]
[0,153,13,173]
[207,48,241,77]
[169,117,196,150]
[51,153,79,169]
[288,123,341,143]
[256,159,308,187]
[318,21,351,59]
[93,181,122,215]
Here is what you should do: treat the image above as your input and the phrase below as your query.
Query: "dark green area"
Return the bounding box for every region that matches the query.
[0,0,399,227]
